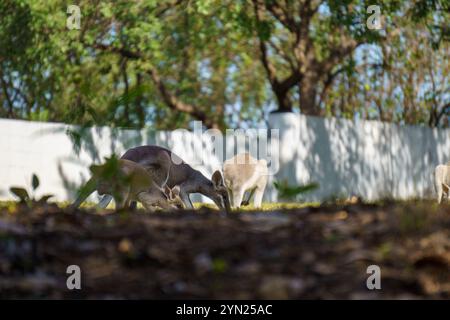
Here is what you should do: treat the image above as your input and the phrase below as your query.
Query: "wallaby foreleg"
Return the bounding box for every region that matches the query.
[437,184,443,204]
[253,187,264,208]
[232,188,245,209]
[180,191,194,209]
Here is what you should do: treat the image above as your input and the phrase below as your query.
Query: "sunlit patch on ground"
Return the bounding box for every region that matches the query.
[193,202,320,211]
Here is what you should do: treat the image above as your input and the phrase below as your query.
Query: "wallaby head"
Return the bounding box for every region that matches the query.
[136,184,185,211]
[162,185,185,209]
[210,170,232,212]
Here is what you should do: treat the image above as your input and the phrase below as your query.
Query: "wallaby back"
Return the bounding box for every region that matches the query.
[121,145,190,187]
[223,153,268,208]
[223,153,268,190]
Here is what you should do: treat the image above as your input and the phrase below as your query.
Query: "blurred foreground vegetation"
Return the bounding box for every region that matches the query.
[0,199,448,299]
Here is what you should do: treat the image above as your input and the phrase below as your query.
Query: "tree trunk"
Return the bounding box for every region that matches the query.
[135,72,145,128]
[274,86,292,112]
[299,77,318,115]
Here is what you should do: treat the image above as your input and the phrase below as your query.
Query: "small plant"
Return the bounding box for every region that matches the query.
[273,179,319,201]
[10,174,53,206]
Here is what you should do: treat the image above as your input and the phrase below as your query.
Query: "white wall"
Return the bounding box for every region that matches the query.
[0,114,449,203]
[267,113,450,201]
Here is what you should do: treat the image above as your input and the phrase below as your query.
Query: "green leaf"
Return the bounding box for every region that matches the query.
[38,194,54,203]
[32,174,40,190]
[10,187,30,202]
[273,180,319,200]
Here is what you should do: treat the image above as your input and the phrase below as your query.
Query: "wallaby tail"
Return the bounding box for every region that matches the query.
[71,177,97,209]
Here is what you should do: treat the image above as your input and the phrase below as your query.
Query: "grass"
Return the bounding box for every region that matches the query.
[1,200,319,211]
[193,202,320,211]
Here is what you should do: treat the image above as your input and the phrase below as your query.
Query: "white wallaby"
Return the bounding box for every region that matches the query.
[98,145,231,212]
[72,159,184,210]
[434,162,450,204]
[223,153,268,208]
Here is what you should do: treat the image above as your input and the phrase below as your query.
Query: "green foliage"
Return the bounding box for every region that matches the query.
[89,155,121,181]
[75,155,133,206]
[0,0,447,128]
[10,187,30,202]
[31,174,39,190]
[9,174,53,206]
[212,258,228,273]
[273,180,319,201]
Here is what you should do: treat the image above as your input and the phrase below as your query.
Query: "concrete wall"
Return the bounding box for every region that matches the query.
[268,113,450,202]
[0,114,449,203]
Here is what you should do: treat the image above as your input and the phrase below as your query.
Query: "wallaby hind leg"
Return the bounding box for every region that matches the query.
[253,187,265,208]
[241,188,256,206]
[137,193,157,212]
[129,201,138,210]
[437,184,443,204]
[443,183,450,204]
[253,174,267,208]
[115,187,131,209]
[115,198,129,209]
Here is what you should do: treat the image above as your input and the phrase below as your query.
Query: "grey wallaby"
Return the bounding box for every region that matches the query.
[98,145,231,212]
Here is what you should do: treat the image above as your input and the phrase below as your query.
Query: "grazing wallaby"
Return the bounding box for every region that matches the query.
[98,145,231,212]
[72,159,184,210]
[223,153,268,208]
[434,163,450,204]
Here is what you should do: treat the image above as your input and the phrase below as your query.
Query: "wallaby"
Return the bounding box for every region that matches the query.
[98,145,231,212]
[71,159,184,210]
[223,153,268,208]
[434,163,450,204]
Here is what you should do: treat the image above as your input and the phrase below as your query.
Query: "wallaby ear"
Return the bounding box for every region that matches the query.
[211,170,224,188]
[171,185,181,197]
[163,185,172,199]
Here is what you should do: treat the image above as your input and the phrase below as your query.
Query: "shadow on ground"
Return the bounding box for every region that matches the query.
[0,201,449,299]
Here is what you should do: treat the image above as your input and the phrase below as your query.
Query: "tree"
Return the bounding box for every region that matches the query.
[320,1,449,127]
[68,0,267,129]
[0,0,267,130]
[247,0,388,115]
[0,0,448,128]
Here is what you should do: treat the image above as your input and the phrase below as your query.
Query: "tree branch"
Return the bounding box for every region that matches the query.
[252,0,279,87]
[91,43,215,128]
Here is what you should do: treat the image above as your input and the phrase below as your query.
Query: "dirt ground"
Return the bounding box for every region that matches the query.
[0,201,449,299]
